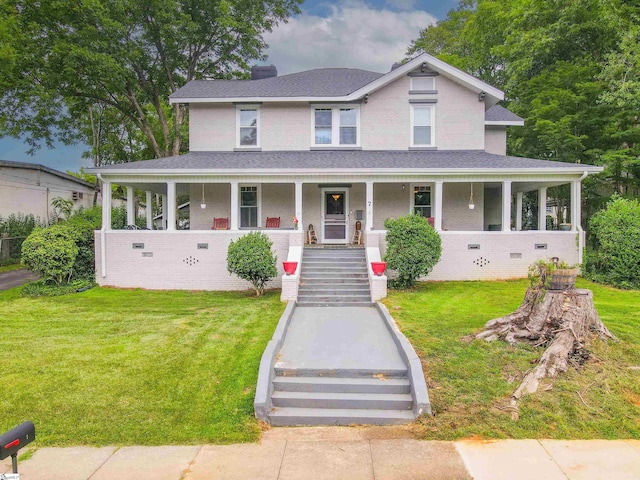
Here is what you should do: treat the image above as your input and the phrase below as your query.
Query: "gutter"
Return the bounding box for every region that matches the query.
[97,173,107,279]
[577,170,589,265]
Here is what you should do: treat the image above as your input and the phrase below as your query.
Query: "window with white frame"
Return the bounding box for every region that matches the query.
[240,186,259,227]
[410,76,435,92]
[237,107,260,147]
[412,185,432,218]
[312,106,359,147]
[411,105,433,146]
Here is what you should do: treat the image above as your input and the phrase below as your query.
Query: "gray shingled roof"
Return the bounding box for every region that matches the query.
[170,69,384,99]
[92,150,599,172]
[1,159,95,188]
[485,105,524,123]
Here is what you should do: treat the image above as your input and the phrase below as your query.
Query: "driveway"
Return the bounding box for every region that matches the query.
[0,268,39,291]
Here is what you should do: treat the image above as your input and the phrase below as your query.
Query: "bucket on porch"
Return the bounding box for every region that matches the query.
[549,268,579,290]
[283,261,298,275]
[371,262,387,276]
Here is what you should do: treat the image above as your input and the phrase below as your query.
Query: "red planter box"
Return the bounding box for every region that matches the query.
[371,261,387,276]
[283,261,298,275]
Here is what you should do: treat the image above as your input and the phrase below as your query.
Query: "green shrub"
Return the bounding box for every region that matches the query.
[21,225,79,284]
[227,232,277,297]
[0,213,45,237]
[384,215,442,289]
[21,278,95,297]
[585,195,640,289]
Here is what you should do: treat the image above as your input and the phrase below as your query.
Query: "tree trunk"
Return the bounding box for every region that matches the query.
[475,288,614,412]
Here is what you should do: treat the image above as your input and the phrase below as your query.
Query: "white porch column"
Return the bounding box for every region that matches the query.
[166,181,176,231]
[230,181,239,230]
[101,180,112,230]
[161,195,167,230]
[538,187,547,231]
[516,192,523,231]
[571,180,580,231]
[366,181,374,230]
[126,186,135,226]
[502,180,512,232]
[434,180,443,231]
[145,191,153,230]
[295,181,303,229]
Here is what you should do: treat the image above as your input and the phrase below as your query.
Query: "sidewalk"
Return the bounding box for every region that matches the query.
[2,428,638,480]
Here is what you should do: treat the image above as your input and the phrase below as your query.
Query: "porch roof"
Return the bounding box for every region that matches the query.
[89,150,603,176]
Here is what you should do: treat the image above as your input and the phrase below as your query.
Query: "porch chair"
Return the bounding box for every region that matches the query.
[211,217,229,230]
[306,224,318,245]
[265,217,280,229]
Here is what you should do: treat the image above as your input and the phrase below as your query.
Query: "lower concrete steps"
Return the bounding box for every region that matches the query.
[269,369,415,426]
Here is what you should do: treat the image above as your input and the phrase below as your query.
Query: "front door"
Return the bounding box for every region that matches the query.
[322,189,349,244]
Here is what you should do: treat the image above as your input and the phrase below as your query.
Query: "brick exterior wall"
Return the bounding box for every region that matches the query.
[371,230,579,281]
[95,230,297,291]
[188,69,496,152]
[485,126,507,155]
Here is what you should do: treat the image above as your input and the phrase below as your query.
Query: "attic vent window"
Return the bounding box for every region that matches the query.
[410,77,435,92]
[72,191,83,201]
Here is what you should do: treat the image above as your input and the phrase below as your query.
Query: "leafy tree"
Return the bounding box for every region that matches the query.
[0,0,301,164]
[51,197,75,221]
[384,215,442,289]
[227,232,277,296]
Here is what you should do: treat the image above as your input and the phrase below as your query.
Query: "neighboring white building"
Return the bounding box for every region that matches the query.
[88,53,602,297]
[0,159,95,223]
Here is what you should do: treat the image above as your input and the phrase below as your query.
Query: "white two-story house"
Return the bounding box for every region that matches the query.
[89,53,601,298]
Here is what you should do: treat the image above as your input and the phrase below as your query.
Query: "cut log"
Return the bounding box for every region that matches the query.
[476,288,614,407]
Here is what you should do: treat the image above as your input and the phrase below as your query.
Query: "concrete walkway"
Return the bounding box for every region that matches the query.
[277,306,406,373]
[0,268,38,291]
[3,429,638,480]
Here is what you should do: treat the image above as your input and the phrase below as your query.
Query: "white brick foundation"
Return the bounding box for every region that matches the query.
[95,230,299,291]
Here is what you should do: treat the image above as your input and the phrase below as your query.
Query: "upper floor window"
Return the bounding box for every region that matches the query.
[411,105,434,146]
[312,106,359,147]
[410,76,435,92]
[237,106,260,148]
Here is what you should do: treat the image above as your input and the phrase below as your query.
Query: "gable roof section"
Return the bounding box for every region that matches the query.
[0,159,95,189]
[169,53,504,105]
[89,150,601,176]
[485,105,525,126]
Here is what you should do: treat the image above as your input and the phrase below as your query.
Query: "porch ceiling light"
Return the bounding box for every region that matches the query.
[332,194,341,201]
[200,183,206,209]
[469,183,475,210]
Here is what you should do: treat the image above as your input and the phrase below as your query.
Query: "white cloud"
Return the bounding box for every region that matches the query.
[264,0,436,75]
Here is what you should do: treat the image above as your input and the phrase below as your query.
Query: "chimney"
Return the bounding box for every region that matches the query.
[390,62,403,71]
[251,65,278,80]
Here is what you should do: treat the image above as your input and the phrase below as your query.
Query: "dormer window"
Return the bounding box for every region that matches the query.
[312,106,360,147]
[237,106,260,148]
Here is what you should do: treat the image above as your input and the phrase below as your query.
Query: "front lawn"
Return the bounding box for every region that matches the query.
[0,287,284,446]
[385,279,640,439]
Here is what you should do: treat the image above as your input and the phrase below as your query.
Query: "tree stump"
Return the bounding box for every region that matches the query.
[475,288,615,410]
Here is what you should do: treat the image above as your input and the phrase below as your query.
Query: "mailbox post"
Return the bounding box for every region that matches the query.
[0,422,35,478]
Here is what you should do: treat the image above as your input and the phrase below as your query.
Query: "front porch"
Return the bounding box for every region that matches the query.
[95,175,584,294]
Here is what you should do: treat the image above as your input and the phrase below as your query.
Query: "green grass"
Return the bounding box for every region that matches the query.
[0,287,285,446]
[0,263,25,273]
[384,279,640,440]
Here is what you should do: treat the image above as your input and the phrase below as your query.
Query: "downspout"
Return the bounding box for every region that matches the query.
[97,173,107,279]
[576,171,588,266]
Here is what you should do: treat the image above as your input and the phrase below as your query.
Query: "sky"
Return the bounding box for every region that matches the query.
[0,0,456,174]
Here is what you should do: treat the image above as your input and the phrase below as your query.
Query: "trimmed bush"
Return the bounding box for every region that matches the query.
[585,196,640,289]
[21,225,79,284]
[384,215,442,289]
[227,232,277,296]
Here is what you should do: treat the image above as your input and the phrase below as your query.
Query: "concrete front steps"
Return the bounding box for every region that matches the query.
[269,369,415,426]
[298,247,371,306]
